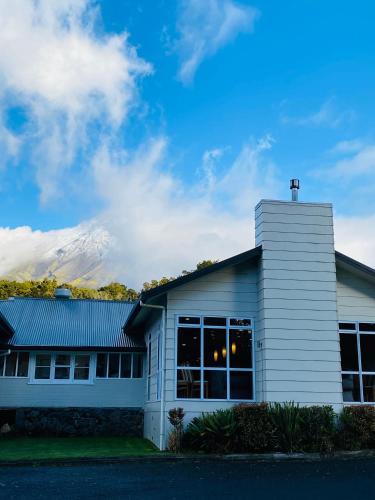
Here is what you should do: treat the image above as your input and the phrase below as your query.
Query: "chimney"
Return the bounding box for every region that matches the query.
[254,182,342,409]
[290,178,300,201]
[54,287,72,299]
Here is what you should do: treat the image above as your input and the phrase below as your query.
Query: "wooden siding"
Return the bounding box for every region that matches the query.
[337,266,375,321]
[0,378,145,408]
[256,200,342,408]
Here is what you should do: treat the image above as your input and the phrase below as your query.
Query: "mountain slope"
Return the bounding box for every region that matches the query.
[4,224,114,287]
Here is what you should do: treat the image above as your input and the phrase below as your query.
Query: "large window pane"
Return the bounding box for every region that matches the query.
[359,323,375,332]
[120,354,131,378]
[4,352,17,376]
[35,353,51,380]
[342,374,361,402]
[108,353,120,378]
[177,327,200,367]
[340,333,358,371]
[54,354,71,380]
[177,369,200,398]
[230,329,252,368]
[133,353,143,378]
[204,317,226,327]
[178,316,200,325]
[96,353,107,377]
[74,355,90,380]
[360,335,375,371]
[230,371,253,400]
[339,322,356,331]
[363,375,375,402]
[230,319,251,327]
[204,328,226,368]
[17,353,29,377]
[204,370,227,399]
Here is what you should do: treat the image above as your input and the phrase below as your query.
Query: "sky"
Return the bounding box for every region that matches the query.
[0,0,374,287]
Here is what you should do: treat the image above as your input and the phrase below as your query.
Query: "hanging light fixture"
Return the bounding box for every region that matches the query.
[213,350,218,362]
[231,342,237,355]
[222,347,227,359]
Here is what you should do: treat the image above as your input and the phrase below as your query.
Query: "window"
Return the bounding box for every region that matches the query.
[95,352,143,379]
[340,322,375,403]
[32,353,91,383]
[176,316,254,400]
[0,352,29,378]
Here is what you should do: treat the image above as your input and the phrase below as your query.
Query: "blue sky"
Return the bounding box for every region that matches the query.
[0,0,374,285]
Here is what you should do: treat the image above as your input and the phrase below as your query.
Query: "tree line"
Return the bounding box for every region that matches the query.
[0,260,217,301]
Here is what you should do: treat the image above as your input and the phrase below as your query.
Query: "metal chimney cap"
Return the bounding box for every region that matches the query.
[290,179,300,189]
[54,287,72,299]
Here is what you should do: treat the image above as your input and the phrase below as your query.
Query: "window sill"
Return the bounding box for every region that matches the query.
[28,380,94,385]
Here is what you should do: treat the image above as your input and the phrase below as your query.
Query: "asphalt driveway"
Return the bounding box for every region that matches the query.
[0,458,374,500]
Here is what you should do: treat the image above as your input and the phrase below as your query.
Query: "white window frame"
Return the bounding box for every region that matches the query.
[94,352,143,380]
[29,352,94,385]
[0,351,30,378]
[175,315,255,402]
[340,321,375,404]
[156,332,162,401]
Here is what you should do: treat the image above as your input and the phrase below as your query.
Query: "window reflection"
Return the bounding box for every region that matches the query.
[342,374,361,402]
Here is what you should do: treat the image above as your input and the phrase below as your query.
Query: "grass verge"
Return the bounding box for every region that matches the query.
[0,436,160,461]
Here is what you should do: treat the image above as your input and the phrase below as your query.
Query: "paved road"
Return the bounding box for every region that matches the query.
[0,458,374,500]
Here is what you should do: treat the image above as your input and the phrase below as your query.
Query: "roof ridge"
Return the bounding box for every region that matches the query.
[6,297,136,305]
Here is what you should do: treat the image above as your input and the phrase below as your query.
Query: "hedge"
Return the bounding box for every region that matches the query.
[181,403,375,454]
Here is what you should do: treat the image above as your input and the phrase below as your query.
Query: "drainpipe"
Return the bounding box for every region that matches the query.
[0,350,11,357]
[139,301,166,450]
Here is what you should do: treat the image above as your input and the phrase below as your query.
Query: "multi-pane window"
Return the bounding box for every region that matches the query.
[176,316,254,400]
[0,352,29,377]
[33,353,91,383]
[96,353,143,379]
[340,322,375,403]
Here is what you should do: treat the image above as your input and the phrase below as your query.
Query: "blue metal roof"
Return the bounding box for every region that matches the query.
[0,298,144,351]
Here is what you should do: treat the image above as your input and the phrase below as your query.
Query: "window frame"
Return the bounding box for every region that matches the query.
[0,351,30,378]
[95,352,144,381]
[29,352,93,385]
[175,315,255,402]
[339,321,375,404]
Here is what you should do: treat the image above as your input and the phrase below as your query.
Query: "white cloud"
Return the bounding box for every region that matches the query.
[329,139,365,155]
[0,135,279,287]
[89,135,278,286]
[281,99,355,128]
[0,0,151,202]
[328,145,375,177]
[335,214,375,269]
[174,0,259,84]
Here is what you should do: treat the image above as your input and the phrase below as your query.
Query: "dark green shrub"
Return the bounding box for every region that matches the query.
[183,409,237,453]
[338,406,375,450]
[233,403,276,452]
[269,402,301,452]
[167,408,185,453]
[299,405,336,453]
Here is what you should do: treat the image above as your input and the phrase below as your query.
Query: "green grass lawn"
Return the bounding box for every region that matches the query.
[0,436,160,461]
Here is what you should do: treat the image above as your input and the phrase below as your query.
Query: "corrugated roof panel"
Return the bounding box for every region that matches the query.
[0,298,144,350]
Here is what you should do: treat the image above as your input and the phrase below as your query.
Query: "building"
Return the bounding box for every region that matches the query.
[0,181,374,449]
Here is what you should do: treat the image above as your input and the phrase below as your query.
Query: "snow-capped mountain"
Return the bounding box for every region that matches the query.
[3,223,115,287]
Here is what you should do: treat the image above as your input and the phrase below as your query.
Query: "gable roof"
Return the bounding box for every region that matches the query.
[124,246,262,332]
[335,251,375,282]
[0,297,145,351]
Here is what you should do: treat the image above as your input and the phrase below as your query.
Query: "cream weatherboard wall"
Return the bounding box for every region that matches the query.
[255,200,342,408]
[157,260,259,448]
[143,316,163,446]
[0,373,145,408]
[337,266,375,322]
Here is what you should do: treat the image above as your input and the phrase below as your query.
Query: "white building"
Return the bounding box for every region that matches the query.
[0,182,373,448]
